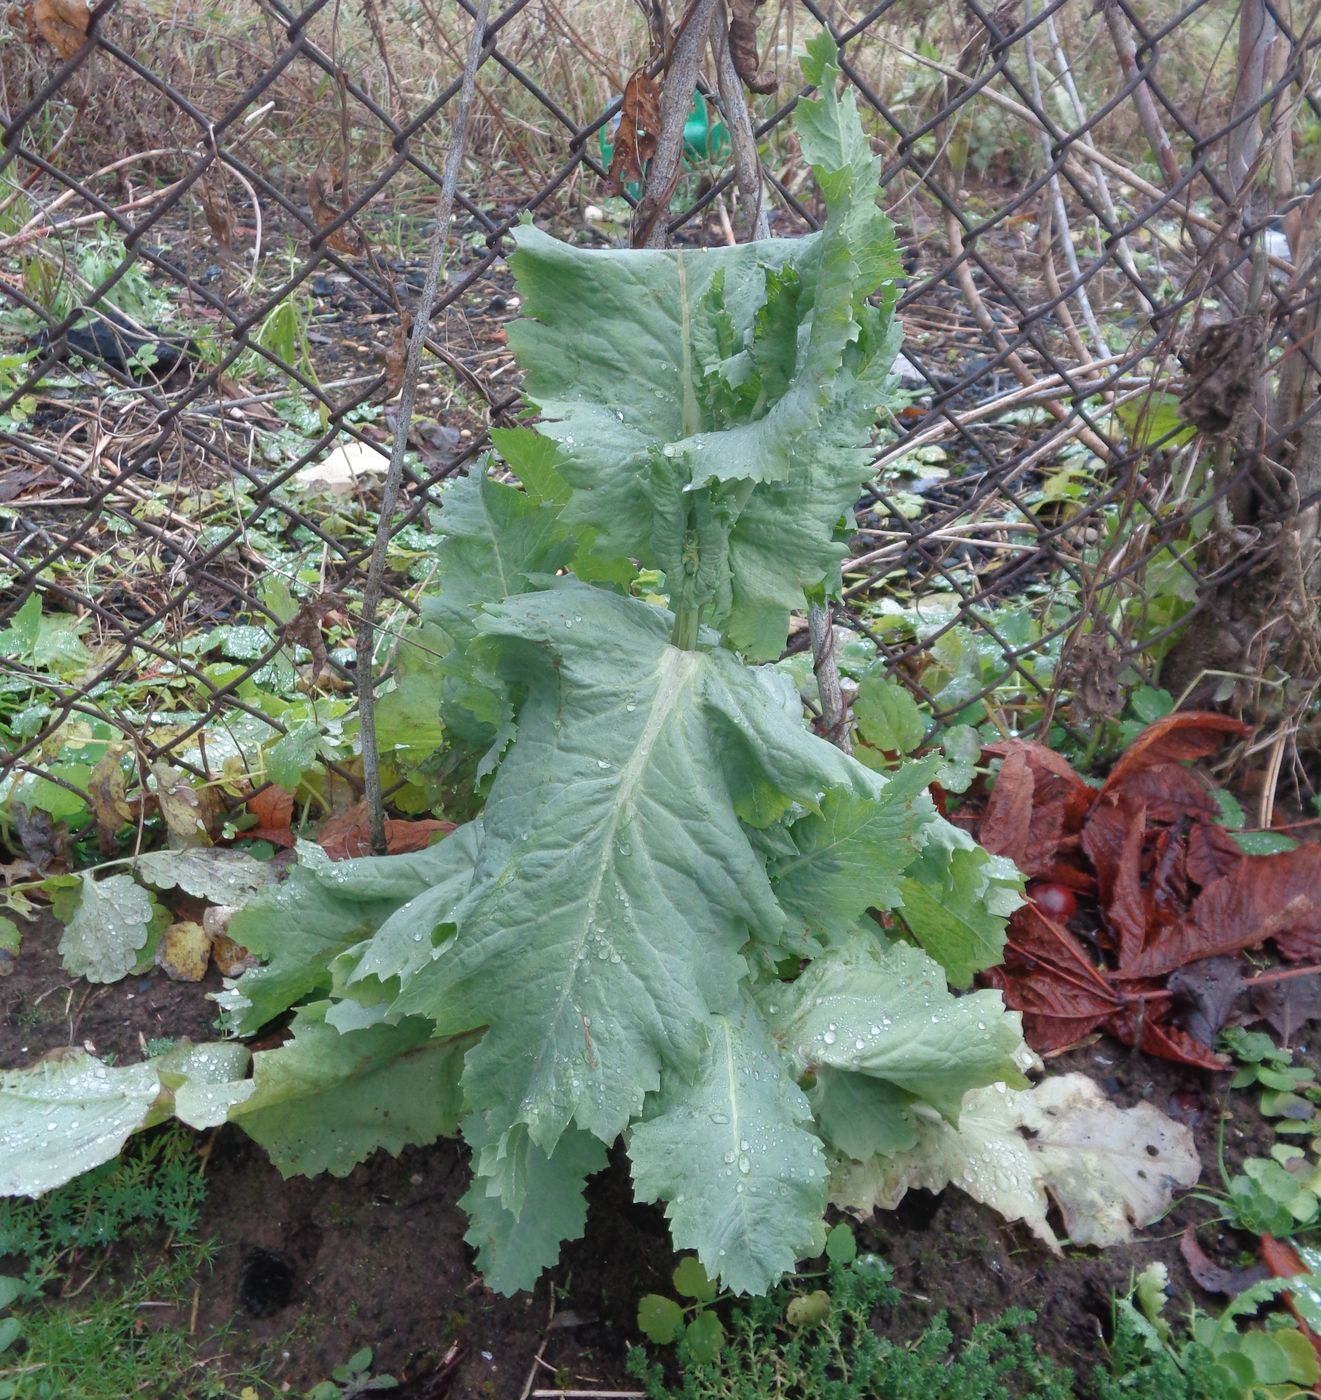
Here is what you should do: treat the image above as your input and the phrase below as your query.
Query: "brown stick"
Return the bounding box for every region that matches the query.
[636,0,720,248]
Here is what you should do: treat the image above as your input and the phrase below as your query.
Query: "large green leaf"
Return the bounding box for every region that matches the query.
[629,992,828,1294]
[459,1113,608,1295]
[228,1003,470,1178]
[55,872,153,983]
[0,1051,162,1196]
[391,583,864,1164]
[896,820,1023,987]
[335,821,481,991]
[134,849,273,905]
[423,464,574,649]
[761,758,938,947]
[227,838,471,1032]
[768,932,1027,1121]
[0,1042,251,1196]
[505,40,901,660]
[808,1067,919,1160]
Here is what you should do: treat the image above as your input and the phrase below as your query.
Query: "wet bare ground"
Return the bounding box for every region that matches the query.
[0,912,1297,1398]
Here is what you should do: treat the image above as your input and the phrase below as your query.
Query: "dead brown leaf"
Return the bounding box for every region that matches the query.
[196,177,235,252]
[1190,846,1321,966]
[606,69,661,193]
[158,919,210,981]
[307,162,365,256]
[281,592,343,685]
[728,0,776,93]
[979,739,1095,879]
[383,314,410,400]
[87,749,132,854]
[1179,316,1266,434]
[153,761,221,848]
[12,802,65,873]
[243,785,295,847]
[318,800,455,860]
[32,0,88,57]
[1101,710,1250,796]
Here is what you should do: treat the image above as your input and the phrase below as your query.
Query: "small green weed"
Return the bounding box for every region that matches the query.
[0,1124,206,1294]
[305,1346,398,1397]
[627,1233,1073,1400]
[1207,1028,1321,1240]
[0,1240,263,1400]
[1094,1263,1321,1399]
[0,1125,278,1400]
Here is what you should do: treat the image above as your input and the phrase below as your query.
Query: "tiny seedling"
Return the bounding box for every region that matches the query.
[305,1347,398,1398]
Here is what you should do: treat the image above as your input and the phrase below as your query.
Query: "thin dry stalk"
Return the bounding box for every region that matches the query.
[1021,0,1108,362]
[711,0,768,240]
[1041,10,1146,307]
[355,0,491,855]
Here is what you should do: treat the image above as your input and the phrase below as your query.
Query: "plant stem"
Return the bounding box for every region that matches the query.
[670,602,700,651]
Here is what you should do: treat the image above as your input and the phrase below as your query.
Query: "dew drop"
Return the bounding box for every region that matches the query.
[854,1037,865,1050]
[737,1154,751,1174]
[723,1149,736,1164]
[596,759,611,770]
[822,1030,837,1046]
[710,1112,729,1125]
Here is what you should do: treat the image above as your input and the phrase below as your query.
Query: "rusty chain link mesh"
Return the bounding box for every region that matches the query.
[1,0,1317,837]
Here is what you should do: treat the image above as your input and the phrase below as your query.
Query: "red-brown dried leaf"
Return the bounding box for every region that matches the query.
[979,739,1095,878]
[308,162,365,256]
[1080,793,1151,962]
[1107,995,1229,1069]
[1101,711,1249,795]
[728,0,776,93]
[1114,844,1321,979]
[606,70,661,193]
[1103,761,1221,823]
[1180,1226,1269,1296]
[989,904,1228,1068]
[318,800,455,860]
[985,904,1119,1053]
[244,786,295,847]
[32,0,87,57]
[1186,820,1246,887]
[1191,845,1321,965]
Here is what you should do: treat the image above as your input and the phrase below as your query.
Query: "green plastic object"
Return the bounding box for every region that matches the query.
[598,93,729,196]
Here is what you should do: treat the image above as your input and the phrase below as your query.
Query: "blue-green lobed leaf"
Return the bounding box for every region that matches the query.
[629,991,829,1295]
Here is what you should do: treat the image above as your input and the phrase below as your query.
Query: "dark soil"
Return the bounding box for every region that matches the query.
[3,911,1302,1399]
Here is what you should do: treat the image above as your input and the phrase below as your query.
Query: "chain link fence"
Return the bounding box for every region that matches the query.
[1,0,1318,849]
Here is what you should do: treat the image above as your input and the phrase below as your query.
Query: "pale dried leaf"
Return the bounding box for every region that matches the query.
[158,920,210,982]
